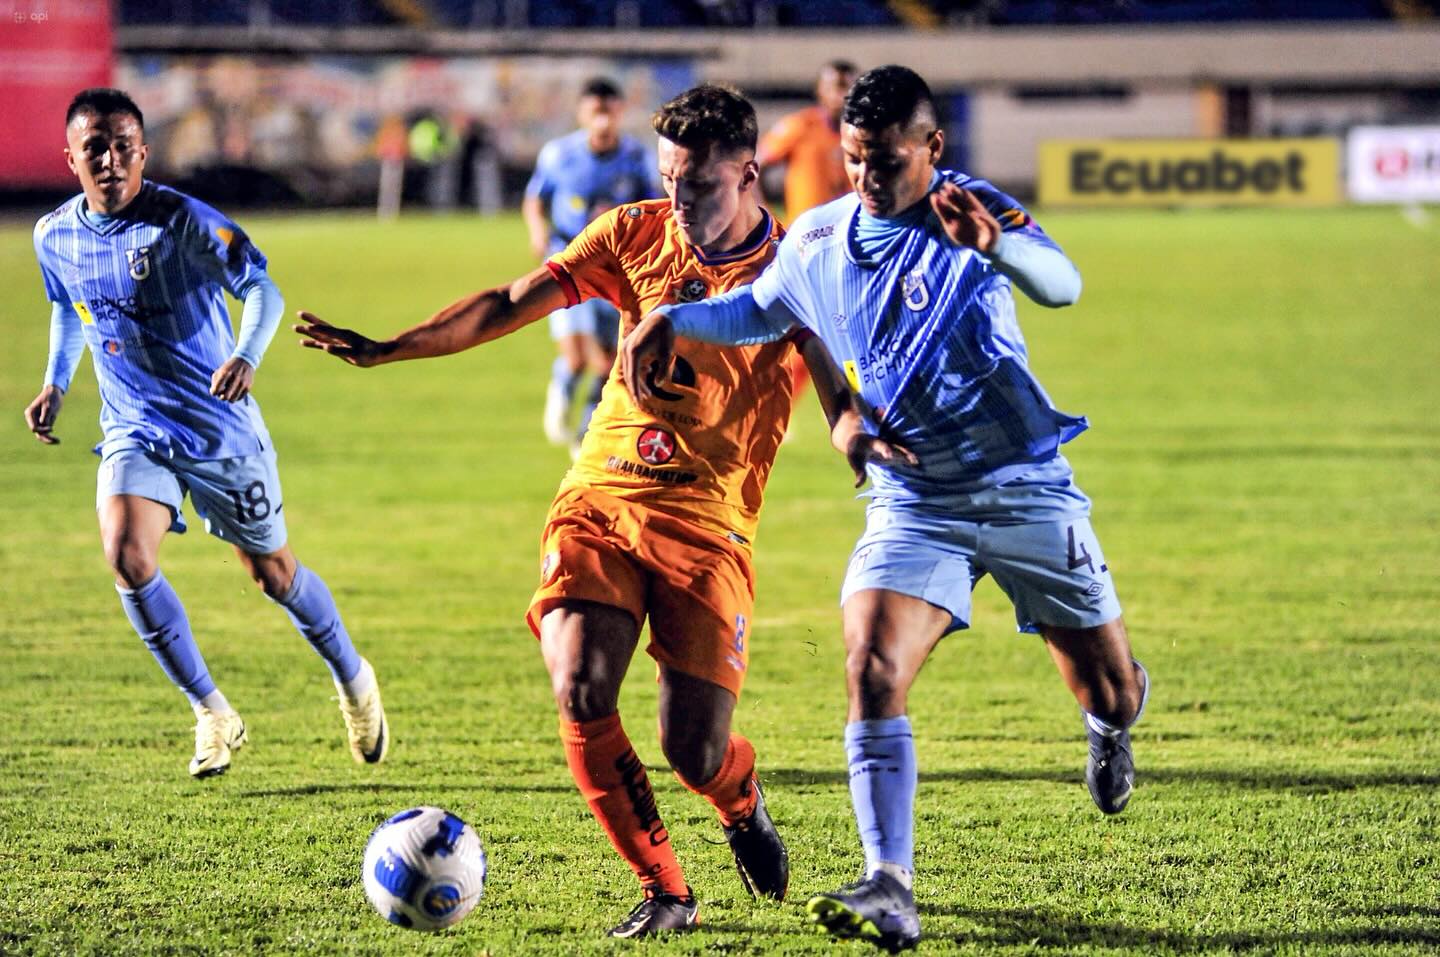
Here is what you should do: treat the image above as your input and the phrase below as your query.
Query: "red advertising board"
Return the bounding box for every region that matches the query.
[0,0,113,187]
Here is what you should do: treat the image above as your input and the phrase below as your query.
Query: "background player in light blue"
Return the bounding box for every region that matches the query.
[23,88,390,779]
[622,66,1149,951]
[522,77,659,453]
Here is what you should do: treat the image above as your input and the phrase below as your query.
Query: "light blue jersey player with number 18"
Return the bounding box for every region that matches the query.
[24,88,389,780]
[623,67,1150,952]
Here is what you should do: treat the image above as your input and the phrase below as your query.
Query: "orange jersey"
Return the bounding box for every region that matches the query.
[758,106,850,219]
[546,200,798,546]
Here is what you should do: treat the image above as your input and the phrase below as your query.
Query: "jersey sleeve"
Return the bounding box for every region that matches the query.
[955,175,1082,307]
[546,207,628,308]
[957,174,1063,252]
[44,301,87,392]
[751,225,815,331]
[662,284,795,346]
[32,218,69,304]
[525,142,559,201]
[179,198,269,299]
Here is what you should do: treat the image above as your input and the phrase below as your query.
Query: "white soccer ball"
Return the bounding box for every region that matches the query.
[361,806,487,931]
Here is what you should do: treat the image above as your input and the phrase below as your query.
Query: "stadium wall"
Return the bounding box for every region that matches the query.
[14,23,1438,204]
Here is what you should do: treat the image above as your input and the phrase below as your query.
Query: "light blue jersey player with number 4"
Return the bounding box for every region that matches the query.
[623,67,1150,951]
[24,88,389,779]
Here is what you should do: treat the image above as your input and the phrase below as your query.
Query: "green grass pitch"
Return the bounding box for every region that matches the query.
[1,205,1437,955]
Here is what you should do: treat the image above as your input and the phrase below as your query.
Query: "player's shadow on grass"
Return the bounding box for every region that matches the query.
[763,766,1440,793]
[925,904,1440,950]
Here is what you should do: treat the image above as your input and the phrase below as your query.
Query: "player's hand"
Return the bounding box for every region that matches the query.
[23,385,64,445]
[620,312,677,406]
[930,181,1002,254]
[294,311,389,367]
[210,357,255,403]
[833,410,919,488]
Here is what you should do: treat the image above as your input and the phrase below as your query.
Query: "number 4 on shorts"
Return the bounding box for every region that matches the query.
[1066,524,1095,573]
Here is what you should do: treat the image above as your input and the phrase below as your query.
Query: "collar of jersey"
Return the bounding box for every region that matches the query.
[843,171,946,269]
[76,182,149,237]
[688,207,773,266]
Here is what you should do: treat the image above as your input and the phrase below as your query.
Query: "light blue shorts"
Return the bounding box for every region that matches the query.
[97,446,288,555]
[841,459,1122,635]
[548,298,620,347]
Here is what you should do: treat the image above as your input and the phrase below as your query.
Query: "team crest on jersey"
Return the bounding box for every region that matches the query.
[636,428,676,465]
[901,268,928,311]
[676,279,707,303]
[125,247,152,281]
[540,551,560,586]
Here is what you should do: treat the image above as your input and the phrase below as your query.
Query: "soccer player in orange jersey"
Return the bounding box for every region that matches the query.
[296,85,850,938]
[758,59,857,221]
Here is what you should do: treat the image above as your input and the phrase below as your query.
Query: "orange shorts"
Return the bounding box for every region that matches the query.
[526,486,756,697]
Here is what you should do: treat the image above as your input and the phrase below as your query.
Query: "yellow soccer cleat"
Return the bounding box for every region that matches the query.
[337,657,389,764]
[189,708,248,779]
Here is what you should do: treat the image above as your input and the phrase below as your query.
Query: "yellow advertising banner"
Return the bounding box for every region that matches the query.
[1038,139,1341,207]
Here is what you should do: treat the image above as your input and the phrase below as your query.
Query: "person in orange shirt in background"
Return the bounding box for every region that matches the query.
[296,84,860,940]
[758,60,857,408]
[758,60,858,222]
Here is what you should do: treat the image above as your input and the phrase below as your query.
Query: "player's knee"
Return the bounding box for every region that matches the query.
[845,642,904,709]
[660,726,725,787]
[240,549,295,598]
[104,534,157,589]
[548,665,615,723]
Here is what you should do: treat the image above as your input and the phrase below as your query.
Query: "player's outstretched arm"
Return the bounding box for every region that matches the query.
[621,285,795,404]
[23,385,64,445]
[295,265,567,367]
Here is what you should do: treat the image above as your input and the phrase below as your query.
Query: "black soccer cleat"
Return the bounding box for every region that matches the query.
[607,886,699,939]
[807,871,921,952]
[1085,659,1149,815]
[1085,725,1135,814]
[722,776,790,900]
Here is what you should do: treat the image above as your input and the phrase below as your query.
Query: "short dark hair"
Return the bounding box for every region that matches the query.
[580,77,622,101]
[824,60,858,77]
[652,84,757,156]
[67,87,144,130]
[841,65,936,133]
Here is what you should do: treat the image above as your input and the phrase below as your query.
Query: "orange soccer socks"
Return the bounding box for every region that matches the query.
[560,713,688,896]
[684,732,759,827]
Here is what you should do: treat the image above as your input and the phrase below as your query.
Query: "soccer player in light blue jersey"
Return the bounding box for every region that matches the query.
[523,77,659,453]
[23,88,389,779]
[622,66,1149,951]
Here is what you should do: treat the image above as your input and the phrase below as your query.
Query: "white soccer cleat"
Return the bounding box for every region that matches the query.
[189,708,248,779]
[337,657,389,764]
[543,381,572,446]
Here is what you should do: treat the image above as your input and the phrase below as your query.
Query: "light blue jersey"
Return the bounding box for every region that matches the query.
[525,131,658,255]
[660,168,1118,631]
[33,182,272,461]
[752,171,1085,503]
